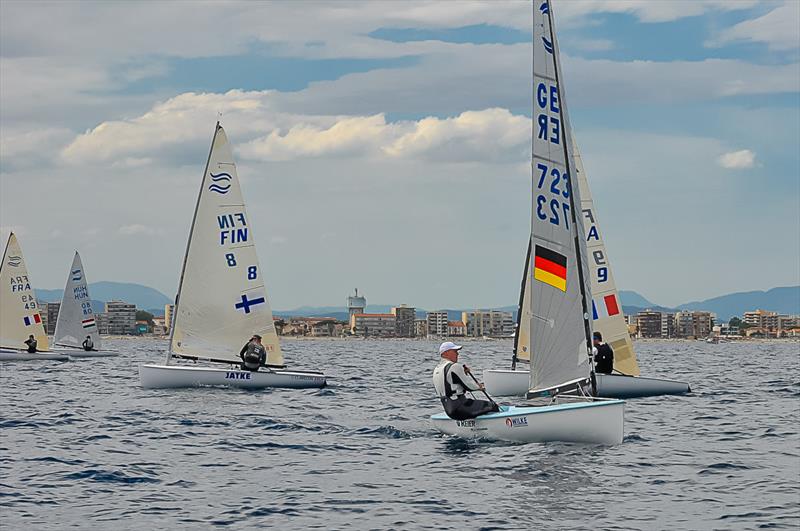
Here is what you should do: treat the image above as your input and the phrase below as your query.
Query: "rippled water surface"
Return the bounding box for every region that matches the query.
[1,339,798,529]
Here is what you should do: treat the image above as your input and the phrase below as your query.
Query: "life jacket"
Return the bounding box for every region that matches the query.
[243,343,263,370]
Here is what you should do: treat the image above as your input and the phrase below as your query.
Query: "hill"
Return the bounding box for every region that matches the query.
[36,281,172,312]
[677,286,800,322]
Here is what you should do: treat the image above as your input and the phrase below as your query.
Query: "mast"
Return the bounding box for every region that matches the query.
[544,1,595,374]
[166,121,221,364]
[511,238,531,370]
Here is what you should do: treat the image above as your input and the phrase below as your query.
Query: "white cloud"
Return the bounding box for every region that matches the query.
[61,92,529,164]
[708,1,800,51]
[717,149,756,169]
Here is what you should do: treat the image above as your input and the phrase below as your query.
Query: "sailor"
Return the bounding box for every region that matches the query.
[592,331,614,374]
[24,334,37,353]
[432,341,499,421]
[240,334,266,372]
[82,335,95,351]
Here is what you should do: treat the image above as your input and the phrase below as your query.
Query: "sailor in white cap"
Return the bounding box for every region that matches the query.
[432,341,499,420]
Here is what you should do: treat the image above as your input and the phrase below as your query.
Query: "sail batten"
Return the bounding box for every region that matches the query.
[0,233,49,351]
[53,251,101,349]
[169,124,283,366]
[529,0,593,392]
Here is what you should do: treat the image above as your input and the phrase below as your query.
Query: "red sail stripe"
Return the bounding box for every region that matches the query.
[534,256,566,279]
[604,294,620,316]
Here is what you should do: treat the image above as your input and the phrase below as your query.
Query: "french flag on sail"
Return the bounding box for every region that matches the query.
[592,294,620,320]
[82,317,96,329]
[23,314,42,326]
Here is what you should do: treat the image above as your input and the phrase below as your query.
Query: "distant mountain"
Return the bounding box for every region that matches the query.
[35,281,172,311]
[677,286,800,321]
[619,290,654,308]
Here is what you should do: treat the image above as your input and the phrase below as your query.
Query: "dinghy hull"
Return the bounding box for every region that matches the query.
[139,363,327,389]
[484,368,529,396]
[485,368,691,398]
[594,373,690,398]
[431,401,624,445]
[54,350,119,358]
[0,349,70,362]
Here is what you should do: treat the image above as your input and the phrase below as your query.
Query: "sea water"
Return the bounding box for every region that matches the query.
[1,339,798,529]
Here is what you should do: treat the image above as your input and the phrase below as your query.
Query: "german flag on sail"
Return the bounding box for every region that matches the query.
[533,245,567,292]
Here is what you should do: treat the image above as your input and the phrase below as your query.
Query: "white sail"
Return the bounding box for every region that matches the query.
[529,0,593,391]
[574,144,640,376]
[513,242,532,364]
[170,123,283,366]
[53,251,101,349]
[0,233,49,351]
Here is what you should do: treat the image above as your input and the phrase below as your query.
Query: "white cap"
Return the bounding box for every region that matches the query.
[439,341,463,355]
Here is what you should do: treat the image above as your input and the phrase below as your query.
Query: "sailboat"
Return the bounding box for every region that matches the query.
[484,141,691,399]
[0,233,69,361]
[51,251,118,358]
[139,123,326,389]
[431,0,624,445]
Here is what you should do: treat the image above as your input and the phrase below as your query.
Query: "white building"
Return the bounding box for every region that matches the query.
[426,311,448,337]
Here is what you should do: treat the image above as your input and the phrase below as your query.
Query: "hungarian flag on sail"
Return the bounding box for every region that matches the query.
[23,314,42,326]
[533,245,567,292]
[592,294,620,319]
[82,317,96,329]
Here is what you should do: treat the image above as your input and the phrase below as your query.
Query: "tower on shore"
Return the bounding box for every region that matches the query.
[347,289,366,320]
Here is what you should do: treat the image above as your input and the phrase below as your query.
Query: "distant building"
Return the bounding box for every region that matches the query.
[743,309,798,333]
[462,310,514,337]
[636,310,662,338]
[41,301,61,335]
[660,313,675,339]
[674,311,714,338]
[164,304,175,333]
[310,319,337,337]
[95,312,110,335]
[347,289,366,321]
[414,319,428,338]
[351,313,396,337]
[448,321,466,337]
[426,311,449,337]
[105,300,136,335]
[135,320,150,335]
[392,305,416,337]
[152,317,167,336]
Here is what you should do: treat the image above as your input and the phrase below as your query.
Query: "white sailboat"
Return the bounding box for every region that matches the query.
[484,142,691,398]
[0,233,69,361]
[432,0,624,445]
[51,251,118,358]
[139,123,326,389]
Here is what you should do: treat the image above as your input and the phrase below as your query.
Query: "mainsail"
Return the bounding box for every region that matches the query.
[574,145,640,376]
[512,240,532,365]
[53,251,101,349]
[513,140,640,377]
[0,233,49,351]
[529,0,593,391]
[169,123,283,366]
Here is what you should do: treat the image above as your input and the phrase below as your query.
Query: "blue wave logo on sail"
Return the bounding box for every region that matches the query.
[539,2,549,15]
[208,172,232,194]
[7,255,22,267]
[542,36,554,54]
[71,269,82,281]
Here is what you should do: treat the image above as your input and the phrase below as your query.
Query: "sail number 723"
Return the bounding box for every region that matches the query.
[535,162,571,231]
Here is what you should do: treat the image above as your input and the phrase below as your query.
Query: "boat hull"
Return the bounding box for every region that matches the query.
[595,373,690,398]
[139,363,327,389]
[431,401,624,445]
[0,349,70,362]
[51,347,119,358]
[485,368,691,398]
[484,368,529,396]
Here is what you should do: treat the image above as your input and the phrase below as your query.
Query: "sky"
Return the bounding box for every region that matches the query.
[1,0,798,309]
